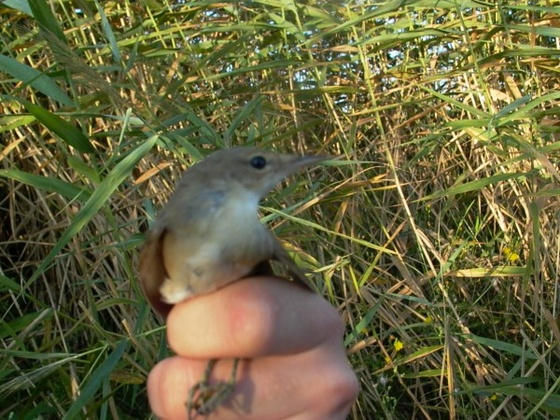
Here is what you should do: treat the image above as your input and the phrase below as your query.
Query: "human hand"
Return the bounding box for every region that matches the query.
[147,276,359,419]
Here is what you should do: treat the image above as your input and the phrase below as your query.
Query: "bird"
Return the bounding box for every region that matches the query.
[138,146,326,417]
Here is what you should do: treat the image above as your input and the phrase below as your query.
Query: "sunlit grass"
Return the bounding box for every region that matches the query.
[1,0,559,418]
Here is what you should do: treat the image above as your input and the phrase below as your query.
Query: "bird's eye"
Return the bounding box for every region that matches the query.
[250,156,267,169]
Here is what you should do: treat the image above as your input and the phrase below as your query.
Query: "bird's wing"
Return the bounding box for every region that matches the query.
[138,226,174,318]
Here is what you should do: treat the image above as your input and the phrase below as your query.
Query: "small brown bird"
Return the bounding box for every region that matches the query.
[139,147,326,417]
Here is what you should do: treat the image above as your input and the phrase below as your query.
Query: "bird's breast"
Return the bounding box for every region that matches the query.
[159,189,275,302]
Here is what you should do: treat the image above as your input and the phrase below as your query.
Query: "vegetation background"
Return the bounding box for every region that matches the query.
[1,0,559,418]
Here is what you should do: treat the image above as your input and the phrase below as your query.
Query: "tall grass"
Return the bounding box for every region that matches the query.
[1,0,559,418]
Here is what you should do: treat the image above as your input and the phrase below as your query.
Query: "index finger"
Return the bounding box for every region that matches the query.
[166,276,343,359]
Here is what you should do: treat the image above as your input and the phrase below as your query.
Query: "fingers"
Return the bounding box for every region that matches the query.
[166,277,343,359]
[150,276,359,419]
[147,344,359,420]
